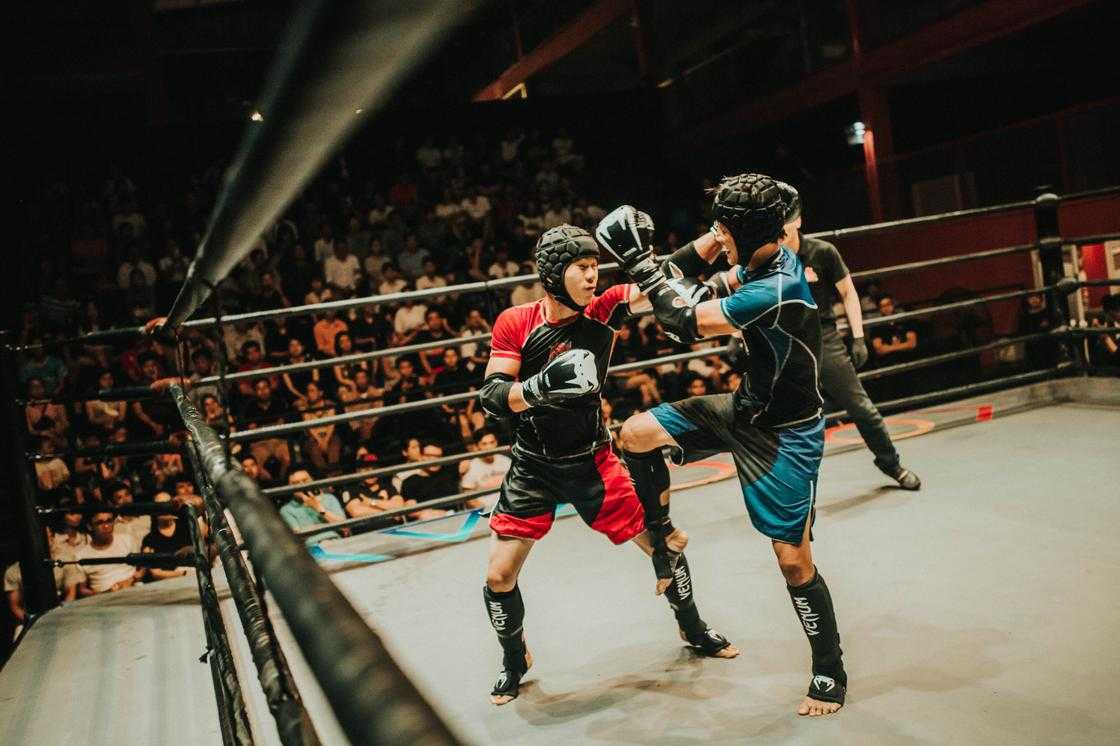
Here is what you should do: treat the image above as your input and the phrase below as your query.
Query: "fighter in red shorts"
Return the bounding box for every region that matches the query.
[478,225,738,705]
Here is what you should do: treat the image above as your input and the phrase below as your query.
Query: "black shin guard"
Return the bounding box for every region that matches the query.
[667,554,733,656]
[664,553,703,634]
[623,448,671,525]
[484,585,527,662]
[485,584,530,700]
[787,569,846,702]
[625,448,681,580]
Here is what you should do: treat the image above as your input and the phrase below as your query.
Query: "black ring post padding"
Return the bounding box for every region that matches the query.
[171,384,461,745]
[861,286,1048,330]
[855,330,1061,382]
[37,501,184,517]
[19,385,162,406]
[182,501,255,746]
[1063,184,1120,201]
[97,385,165,402]
[848,242,1035,282]
[826,364,1072,422]
[11,325,148,352]
[1067,278,1120,289]
[1066,231,1120,245]
[197,332,495,385]
[183,431,321,746]
[26,440,180,462]
[293,488,499,541]
[263,446,512,498]
[48,552,196,569]
[804,199,1037,241]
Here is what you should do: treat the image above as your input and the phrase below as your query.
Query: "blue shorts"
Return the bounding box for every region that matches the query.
[649,394,824,544]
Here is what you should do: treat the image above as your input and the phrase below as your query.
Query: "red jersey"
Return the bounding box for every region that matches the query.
[491,284,633,459]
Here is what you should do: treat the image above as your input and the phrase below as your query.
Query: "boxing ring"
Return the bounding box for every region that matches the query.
[3,3,1120,744]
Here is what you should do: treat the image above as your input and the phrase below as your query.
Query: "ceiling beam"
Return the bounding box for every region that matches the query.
[683,0,1098,143]
[473,0,631,101]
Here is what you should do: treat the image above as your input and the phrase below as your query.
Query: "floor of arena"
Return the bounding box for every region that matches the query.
[2,382,1117,745]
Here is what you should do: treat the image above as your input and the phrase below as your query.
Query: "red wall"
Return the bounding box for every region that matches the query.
[827,194,1120,335]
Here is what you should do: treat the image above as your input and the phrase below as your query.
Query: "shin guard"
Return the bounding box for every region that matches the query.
[787,569,846,703]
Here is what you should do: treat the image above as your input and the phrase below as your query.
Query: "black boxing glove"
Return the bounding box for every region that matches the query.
[520,348,599,407]
[849,337,869,369]
[595,205,665,295]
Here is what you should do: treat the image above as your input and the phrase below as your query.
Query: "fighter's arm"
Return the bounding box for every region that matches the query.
[834,275,864,339]
[835,274,869,368]
[480,355,530,415]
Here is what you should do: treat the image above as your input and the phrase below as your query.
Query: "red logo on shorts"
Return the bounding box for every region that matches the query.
[548,342,572,360]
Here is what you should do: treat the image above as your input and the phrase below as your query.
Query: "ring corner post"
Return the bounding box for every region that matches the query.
[0,333,58,617]
[1033,188,1082,373]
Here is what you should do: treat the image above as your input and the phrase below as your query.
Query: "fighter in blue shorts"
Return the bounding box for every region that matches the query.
[595,173,847,717]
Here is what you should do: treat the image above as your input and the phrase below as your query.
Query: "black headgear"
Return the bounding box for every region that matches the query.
[775,180,801,223]
[535,224,600,311]
[711,173,787,253]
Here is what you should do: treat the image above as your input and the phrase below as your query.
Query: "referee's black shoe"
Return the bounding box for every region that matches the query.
[878,462,921,490]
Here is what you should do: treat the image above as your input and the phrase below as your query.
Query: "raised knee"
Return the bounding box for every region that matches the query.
[486,567,518,593]
[618,416,648,453]
[778,558,813,587]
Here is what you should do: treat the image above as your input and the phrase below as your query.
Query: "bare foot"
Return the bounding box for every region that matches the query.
[712,643,740,659]
[678,629,741,658]
[797,696,842,717]
[490,648,533,706]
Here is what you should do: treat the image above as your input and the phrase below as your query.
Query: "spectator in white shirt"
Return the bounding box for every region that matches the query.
[71,510,143,597]
[487,245,520,279]
[367,193,394,227]
[393,299,429,337]
[461,191,492,222]
[378,263,408,296]
[323,243,361,296]
[414,259,448,303]
[509,262,545,306]
[435,188,462,220]
[459,430,511,492]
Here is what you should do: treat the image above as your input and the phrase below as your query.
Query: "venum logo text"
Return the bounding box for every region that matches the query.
[489,601,508,632]
[673,563,691,601]
[793,596,820,636]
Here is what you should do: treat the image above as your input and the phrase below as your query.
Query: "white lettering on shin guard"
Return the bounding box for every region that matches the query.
[489,600,509,634]
[793,596,820,636]
[673,563,691,602]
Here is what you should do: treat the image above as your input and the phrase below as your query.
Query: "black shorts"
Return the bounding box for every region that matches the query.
[489,444,645,545]
[648,394,824,544]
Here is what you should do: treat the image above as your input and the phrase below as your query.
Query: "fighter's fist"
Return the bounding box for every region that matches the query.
[595,206,665,294]
[521,348,600,407]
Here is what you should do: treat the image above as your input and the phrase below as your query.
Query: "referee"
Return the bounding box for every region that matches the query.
[778,183,921,490]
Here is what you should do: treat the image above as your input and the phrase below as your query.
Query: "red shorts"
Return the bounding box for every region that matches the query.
[489,444,645,544]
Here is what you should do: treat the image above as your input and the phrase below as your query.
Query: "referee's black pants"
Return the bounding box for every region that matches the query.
[819,327,900,469]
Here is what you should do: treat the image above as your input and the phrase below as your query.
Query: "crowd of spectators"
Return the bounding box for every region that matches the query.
[14,126,1109,621]
[9,128,751,618]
